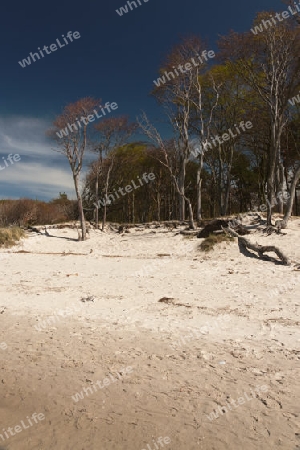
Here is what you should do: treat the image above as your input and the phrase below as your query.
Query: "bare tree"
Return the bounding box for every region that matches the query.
[48,97,99,240]
[189,70,221,221]
[151,37,213,224]
[138,112,195,229]
[93,116,137,230]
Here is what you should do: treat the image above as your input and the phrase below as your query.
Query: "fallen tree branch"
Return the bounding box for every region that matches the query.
[222,227,291,266]
[179,230,199,236]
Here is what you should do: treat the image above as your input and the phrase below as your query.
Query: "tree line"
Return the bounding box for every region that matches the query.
[46,4,300,239]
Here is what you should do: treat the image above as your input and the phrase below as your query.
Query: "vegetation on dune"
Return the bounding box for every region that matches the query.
[0,227,26,248]
[200,233,234,252]
[0,193,78,228]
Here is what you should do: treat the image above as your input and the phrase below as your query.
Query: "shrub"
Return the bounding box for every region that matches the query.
[0,195,78,227]
[0,227,26,248]
[200,233,234,252]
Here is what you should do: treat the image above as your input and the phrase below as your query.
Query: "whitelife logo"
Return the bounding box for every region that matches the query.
[141,436,171,450]
[250,2,300,35]
[34,305,85,332]
[153,49,215,87]
[206,385,268,421]
[0,412,45,443]
[93,172,155,209]
[0,153,21,171]
[55,101,118,139]
[190,121,253,158]
[18,31,81,68]
[288,91,300,106]
[116,0,150,17]
[0,342,7,350]
[72,367,133,402]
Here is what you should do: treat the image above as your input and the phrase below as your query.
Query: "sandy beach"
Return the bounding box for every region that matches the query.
[0,219,299,450]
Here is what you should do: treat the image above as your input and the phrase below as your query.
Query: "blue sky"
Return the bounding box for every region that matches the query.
[0,0,283,200]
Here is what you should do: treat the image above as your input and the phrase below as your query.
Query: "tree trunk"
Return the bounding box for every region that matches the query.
[276,158,284,214]
[95,151,103,229]
[267,124,278,225]
[186,199,195,229]
[102,204,107,232]
[218,148,224,216]
[102,159,114,231]
[277,163,300,229]
[178,158,186,221]
[225,227,290,266]
[266,176,274,226]
[132,192,135,224]
[196,154,203,223]
[223,146,234,216]
[157,191,161,222]
[223,178,231,217]
[95,172,99,229]
[73,174,86,241]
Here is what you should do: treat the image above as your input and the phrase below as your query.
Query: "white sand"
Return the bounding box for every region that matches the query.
[0,218,299,450]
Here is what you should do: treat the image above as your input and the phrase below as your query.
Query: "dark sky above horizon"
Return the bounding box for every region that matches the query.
[0,0,283,200]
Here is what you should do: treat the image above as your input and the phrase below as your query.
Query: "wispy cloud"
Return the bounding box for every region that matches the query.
[0,116,90,200]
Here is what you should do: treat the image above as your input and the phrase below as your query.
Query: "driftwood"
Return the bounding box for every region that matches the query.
[26,226,42,234]
[179,230,199,236]
[234,224,250,236]
[197,219,250,239]
[118,225,131,234]
[223,227,290,266]
[197,220,230,238]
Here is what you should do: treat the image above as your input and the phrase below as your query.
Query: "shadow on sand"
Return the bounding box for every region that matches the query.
[238,240,284,265]
[44,233,79,242]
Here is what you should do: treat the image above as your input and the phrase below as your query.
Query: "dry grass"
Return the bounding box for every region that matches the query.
[0,227,26,248]
[200,233,234,252]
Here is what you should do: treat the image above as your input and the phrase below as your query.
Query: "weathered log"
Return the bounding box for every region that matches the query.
[212,230,226,235]
[27,226,42,234]
[197,219,250,238]
[179,230,199,236]
[197,220,230,238]
[233,224,250,236]
[223,227,290,266]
